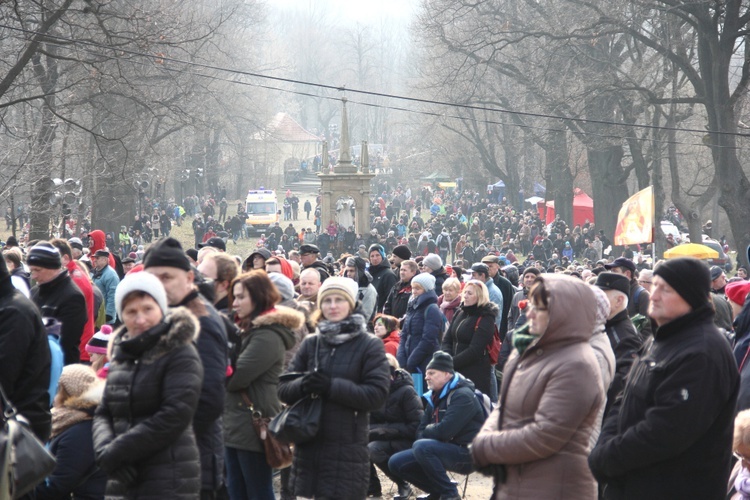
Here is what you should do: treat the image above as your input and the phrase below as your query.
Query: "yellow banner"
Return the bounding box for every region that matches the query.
[614,186,654,246]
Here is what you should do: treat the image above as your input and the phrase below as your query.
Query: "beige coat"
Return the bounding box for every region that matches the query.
[472,274,604,500]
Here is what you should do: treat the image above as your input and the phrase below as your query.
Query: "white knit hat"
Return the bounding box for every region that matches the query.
[411,273,436,292]
[115,272,169,320]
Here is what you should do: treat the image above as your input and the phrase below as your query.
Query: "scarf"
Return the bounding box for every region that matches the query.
[736,465,750,499]
[317,313,366,345]
[50,406,93,439]
[512,324,536,356]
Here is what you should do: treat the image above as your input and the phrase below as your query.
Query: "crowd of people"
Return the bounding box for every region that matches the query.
[2,180,750,500]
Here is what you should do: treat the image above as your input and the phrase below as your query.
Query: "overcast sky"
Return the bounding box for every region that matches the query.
[271,0,419,25]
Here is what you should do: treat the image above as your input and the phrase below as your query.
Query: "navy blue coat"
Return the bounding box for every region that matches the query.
[36,419,107,500]
[397,291,442,374]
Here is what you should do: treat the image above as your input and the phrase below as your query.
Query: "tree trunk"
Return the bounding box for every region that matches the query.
[545,126,573,226]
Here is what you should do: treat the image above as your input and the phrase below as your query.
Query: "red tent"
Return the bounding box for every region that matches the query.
[539,189,595,227]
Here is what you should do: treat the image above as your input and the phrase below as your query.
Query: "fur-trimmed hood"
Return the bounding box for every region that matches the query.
[251,305,305,331]
[62,382,104,412]
[109,306,200,363]
[249,305,304,351]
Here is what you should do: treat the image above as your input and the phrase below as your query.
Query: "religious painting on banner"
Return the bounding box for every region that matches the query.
[614,186,654,246]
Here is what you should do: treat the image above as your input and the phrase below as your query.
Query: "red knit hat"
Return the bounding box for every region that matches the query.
[726,281,750,307]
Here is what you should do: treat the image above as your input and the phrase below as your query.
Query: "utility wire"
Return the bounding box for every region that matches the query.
[1,22,748,147]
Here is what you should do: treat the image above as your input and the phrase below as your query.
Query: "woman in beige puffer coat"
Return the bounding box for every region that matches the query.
[471,274,605,499]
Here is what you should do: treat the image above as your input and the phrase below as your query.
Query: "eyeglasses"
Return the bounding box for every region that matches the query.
[639,280,652,285]
[734,451,750,463]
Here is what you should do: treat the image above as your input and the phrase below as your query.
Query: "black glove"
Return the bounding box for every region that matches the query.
[111,464,138,486]
[302,371,331,396]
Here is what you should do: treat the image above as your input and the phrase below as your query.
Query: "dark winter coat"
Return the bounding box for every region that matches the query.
[31,269,87,365]
[440,303,498,396]
[278,317,390,500]
[492,274,515,336]
[0,277,51,441]
[397,291,443,374]
[93,307,204,500]
[224,306,302,451]
[430,267,450,296]
[36,387,107,500]
[383,280,412,320]
[603,309,643,416]
[175,291,228,492]
[369,369,424,443]
[418,373,484,446]
[589,304,739,500]
[369,261,398,313]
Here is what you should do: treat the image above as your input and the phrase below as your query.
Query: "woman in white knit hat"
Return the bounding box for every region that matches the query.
[397,272,444,382]
[278,276,391,499]
[92,272,203,499]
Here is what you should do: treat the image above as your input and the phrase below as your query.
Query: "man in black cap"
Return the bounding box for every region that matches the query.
[29,241,88,365]
[710,265,727,295]
[595,272,643,416]
[391,244,411,270]
[92,249,120,325]
[299,243,331,281]
[590,258,739,499]
[144,237,228,499]
[389,351,485,500]
[0,252,51,441]
[199,236,226,253]
[605,256,651,337]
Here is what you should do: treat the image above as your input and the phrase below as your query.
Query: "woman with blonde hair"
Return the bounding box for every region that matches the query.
[729,409,750,499]
[438,277,462,324]
[440,279,497,396]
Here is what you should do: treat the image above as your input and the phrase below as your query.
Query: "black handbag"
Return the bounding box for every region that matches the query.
[0,384,56,499]
[269,338,323,445]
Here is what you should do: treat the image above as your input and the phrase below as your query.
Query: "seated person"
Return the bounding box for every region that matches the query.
[388,351,484,500]
[368,354,424,499]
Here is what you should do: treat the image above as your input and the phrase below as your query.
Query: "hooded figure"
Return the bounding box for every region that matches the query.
[89,230,116,269]
[345,256,378,323]
[472,274,605,499]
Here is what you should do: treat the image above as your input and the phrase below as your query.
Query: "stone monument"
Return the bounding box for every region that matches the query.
[318,97,375,236]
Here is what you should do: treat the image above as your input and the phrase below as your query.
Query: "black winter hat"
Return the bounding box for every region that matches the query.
[392,245,411,260]
[27,242,62,269]
[653,257,711,311]
[143,237,191,272]
[426,351,454,374]
[595,272,630,297]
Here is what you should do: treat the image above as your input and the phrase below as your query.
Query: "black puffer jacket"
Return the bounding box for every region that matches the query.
[590,305,738,499]
[0,277,51,441]
[369,368,424,442]
[278,316,390,500]
[440,303,498,396]
[93,307,204,500]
